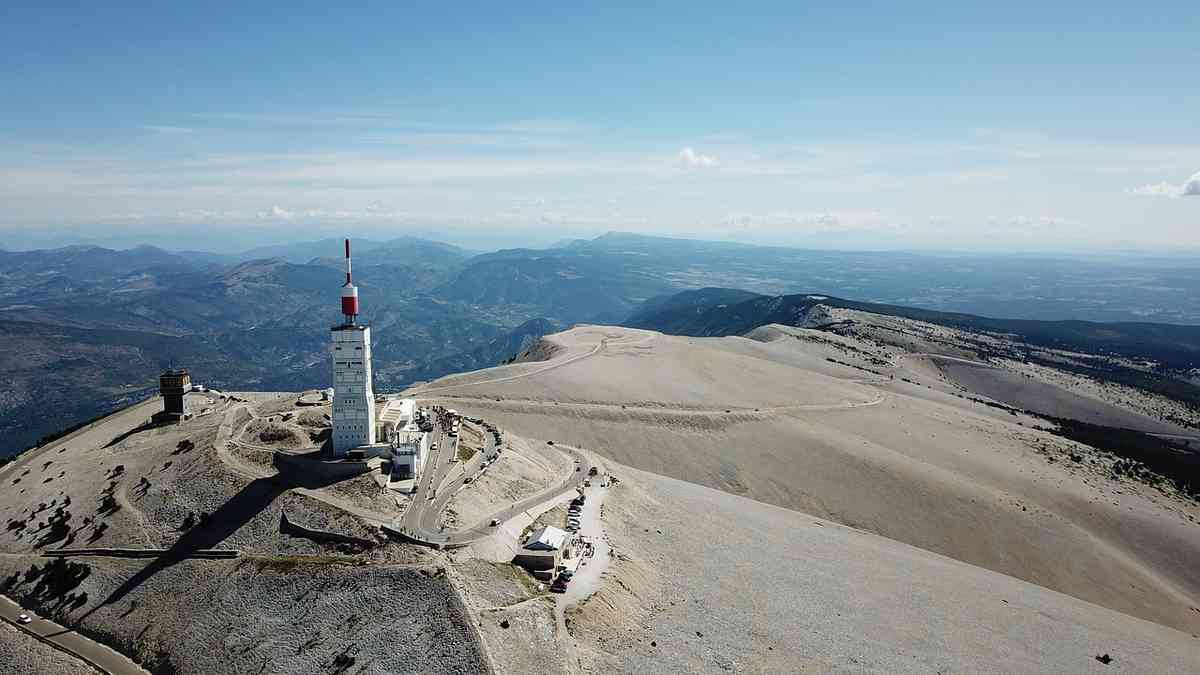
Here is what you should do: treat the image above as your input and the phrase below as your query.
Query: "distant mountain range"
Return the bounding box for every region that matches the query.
[239,236,473,267]
[627,288,1200,368]
[4,232,1200,456]
[627,287,1200,410]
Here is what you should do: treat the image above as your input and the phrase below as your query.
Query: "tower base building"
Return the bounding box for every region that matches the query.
[332,324,376,454]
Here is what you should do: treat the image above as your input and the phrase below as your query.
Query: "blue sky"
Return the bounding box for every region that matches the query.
[1,2,1197,252]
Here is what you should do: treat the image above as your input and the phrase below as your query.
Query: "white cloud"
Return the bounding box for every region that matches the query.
[1131,171,1200,198]
[1184,171,1200,196]
[677,146,718,168]
[987,215,1081,233]
[267,205,293,219]
[1132,182,1184,197]
[142,125,197,136]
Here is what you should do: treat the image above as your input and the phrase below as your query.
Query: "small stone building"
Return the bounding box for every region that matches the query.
[513,526,574,575]
[158,368,191,420]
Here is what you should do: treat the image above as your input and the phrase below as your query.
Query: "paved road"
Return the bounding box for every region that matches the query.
[408,337,610,396]
[399,410,507,541]
[416,426,499,536]
[424,393,887,415]
[394,407,592,546]
[1,593,149,674]
[407,329,661,398]
[435,444,592,546]
[399,412,458,533]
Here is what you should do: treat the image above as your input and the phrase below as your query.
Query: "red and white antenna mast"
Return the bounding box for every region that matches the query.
[340,238,360,324]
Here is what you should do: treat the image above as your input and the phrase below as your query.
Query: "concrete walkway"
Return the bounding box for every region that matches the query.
[1,593,149,675]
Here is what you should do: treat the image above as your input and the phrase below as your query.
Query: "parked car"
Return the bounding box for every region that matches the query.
[560,569,575,580]
[549,583,567,594]
[17,613,32,624]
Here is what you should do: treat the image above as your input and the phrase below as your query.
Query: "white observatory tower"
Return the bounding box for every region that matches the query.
[331,238,376,455]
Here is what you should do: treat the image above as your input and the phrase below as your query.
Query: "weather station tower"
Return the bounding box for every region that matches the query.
[331,239,376,455]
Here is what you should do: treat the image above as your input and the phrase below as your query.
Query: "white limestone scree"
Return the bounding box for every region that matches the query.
[331,324,376,454]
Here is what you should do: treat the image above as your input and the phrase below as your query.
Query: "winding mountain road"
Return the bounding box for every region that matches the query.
[1,593,149,675]
[421,393,887,416]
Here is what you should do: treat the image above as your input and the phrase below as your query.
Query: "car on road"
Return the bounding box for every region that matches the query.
[546,440,555,446]
[559,569,575,580]
[17,613,32,624]
[490,518,501,527]
[549,583,567,593]
[463,477,473,484]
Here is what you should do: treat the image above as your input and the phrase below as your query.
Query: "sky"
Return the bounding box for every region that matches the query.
[1,2,1197,253]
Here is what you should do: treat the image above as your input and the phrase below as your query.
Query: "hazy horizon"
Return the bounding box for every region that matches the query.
[6,226,1200,259]
[2,4,1197,254]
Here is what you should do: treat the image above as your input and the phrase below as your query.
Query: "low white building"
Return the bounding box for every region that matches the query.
[513,525,575,573]
[377,397,417,439]
[390,422,428,480]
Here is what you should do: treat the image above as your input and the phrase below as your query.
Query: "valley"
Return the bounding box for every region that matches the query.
[5,234,1200,457]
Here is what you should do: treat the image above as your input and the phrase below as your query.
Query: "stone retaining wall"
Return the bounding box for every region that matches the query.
[279,512,376,549]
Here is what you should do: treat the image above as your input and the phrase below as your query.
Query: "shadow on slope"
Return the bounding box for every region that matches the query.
[90,468,348,612]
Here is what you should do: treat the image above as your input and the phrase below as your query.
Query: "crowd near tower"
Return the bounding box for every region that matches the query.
[331,239,376,454]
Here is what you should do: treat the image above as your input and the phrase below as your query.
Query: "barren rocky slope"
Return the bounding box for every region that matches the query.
[0,393,488,674]
[569,467,1200,673]
[4,320,1199,673]
[413,325,1200,635]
